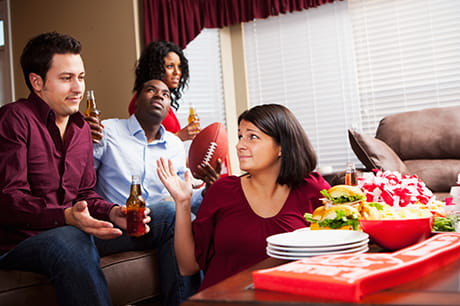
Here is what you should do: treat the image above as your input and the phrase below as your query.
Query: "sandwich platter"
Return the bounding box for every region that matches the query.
[266,230,369,260]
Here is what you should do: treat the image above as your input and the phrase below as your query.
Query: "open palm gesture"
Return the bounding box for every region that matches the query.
[156,157,193,204]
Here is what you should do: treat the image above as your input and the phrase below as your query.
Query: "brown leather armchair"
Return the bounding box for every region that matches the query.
[0,250,161,306]
[348,106,460,200]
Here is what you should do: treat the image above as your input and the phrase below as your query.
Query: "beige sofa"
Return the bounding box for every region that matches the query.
[0,250,161,306]
[348,106,460,200]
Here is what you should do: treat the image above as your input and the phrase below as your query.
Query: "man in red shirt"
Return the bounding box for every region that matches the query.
[0,32,149,306]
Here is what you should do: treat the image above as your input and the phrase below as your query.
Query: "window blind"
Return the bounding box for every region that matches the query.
[179,29,226,131]
[348,0,460,135]
[243,0,460,172]
[244,0,361,172]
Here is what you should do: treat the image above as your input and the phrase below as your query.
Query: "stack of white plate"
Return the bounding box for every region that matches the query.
[266,229,369,260]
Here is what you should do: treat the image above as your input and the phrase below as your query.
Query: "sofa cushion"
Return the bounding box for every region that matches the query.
[404,159,460,193]
[376,106,460,160]
[101,250,160,306]
[348,129,408,174]
[0,270,57,306]
[0,250,160,306]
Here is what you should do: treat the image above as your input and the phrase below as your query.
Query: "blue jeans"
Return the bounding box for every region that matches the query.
[0,226,111,306]
[95,201,200,306]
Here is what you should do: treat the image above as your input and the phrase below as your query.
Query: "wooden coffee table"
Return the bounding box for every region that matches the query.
[182,254,460,305]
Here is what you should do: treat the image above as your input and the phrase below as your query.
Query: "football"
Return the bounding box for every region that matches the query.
[188,122,229,177]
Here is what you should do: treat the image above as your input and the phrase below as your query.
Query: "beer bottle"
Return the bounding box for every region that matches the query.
[188,105,200,131]
[85,90,101,120]
[126,175,146,237]
[345,162,358,186]
[85,90,102,141]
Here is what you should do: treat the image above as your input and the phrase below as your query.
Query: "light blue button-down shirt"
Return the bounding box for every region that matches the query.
[93,115,202,207]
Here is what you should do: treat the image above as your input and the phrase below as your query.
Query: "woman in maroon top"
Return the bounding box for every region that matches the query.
[157,104,330,290]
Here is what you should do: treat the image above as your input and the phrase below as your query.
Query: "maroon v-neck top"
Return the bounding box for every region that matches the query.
[193,173,330,290]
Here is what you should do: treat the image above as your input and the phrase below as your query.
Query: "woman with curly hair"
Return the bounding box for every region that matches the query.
[87,41,199,142]
[128,40,200,141]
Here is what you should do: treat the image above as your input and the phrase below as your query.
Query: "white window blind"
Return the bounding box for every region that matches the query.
[349,0,460,135]
[244,0,460,172]
[179,29,226,131]
[244,0,361,172]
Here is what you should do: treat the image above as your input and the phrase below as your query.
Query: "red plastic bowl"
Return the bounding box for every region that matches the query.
[359,217,433,250]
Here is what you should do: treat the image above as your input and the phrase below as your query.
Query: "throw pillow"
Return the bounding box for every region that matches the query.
[348,129,408,174]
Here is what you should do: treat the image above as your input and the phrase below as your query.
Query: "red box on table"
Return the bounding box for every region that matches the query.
[253,233,460,302]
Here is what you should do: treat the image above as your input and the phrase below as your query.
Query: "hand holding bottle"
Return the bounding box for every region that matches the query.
[108,205,151,236]
[176,106,200,141]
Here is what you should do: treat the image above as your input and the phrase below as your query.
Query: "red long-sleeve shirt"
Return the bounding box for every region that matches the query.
[0,94,116,252]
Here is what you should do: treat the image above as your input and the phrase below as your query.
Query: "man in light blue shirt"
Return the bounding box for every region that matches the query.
[92,79,200,306]
[93,114,188,205]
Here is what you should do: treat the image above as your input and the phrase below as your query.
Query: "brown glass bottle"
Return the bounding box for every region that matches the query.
[85,90,101,119]
[126,175,146,237]
[188,105,200,131]
[85,90,102,141]
[345,162,358,186]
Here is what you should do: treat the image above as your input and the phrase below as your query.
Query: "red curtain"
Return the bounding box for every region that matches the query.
[143,0,340,48]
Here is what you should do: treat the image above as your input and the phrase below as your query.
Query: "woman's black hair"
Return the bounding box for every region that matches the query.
[238,104,317,188]
[133,40,189,110]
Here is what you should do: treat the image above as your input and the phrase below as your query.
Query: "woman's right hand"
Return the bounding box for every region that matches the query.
[156,157,193,207]
[157,157,200,276]
[84,116,104,143]
[176,121,200,141]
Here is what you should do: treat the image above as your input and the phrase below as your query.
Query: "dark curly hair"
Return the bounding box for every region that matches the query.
[238,104,317,188]
[133,41,189,110]
[20,32,81,92]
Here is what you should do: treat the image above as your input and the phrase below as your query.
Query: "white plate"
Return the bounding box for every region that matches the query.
[267,244,369,257]
[294,227,311,232]
[266,230,369,248]
[266,245,369,260]
[267,238,369,252]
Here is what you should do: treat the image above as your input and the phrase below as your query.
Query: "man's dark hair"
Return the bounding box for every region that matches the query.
[133,40,189,110]
[20,32,82,92]
[238,104,318,188]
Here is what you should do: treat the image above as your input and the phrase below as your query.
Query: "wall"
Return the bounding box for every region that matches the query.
[10,0,140,119]
[0,0,13,106]
[220,24,249,175]
[8,0,246,174]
